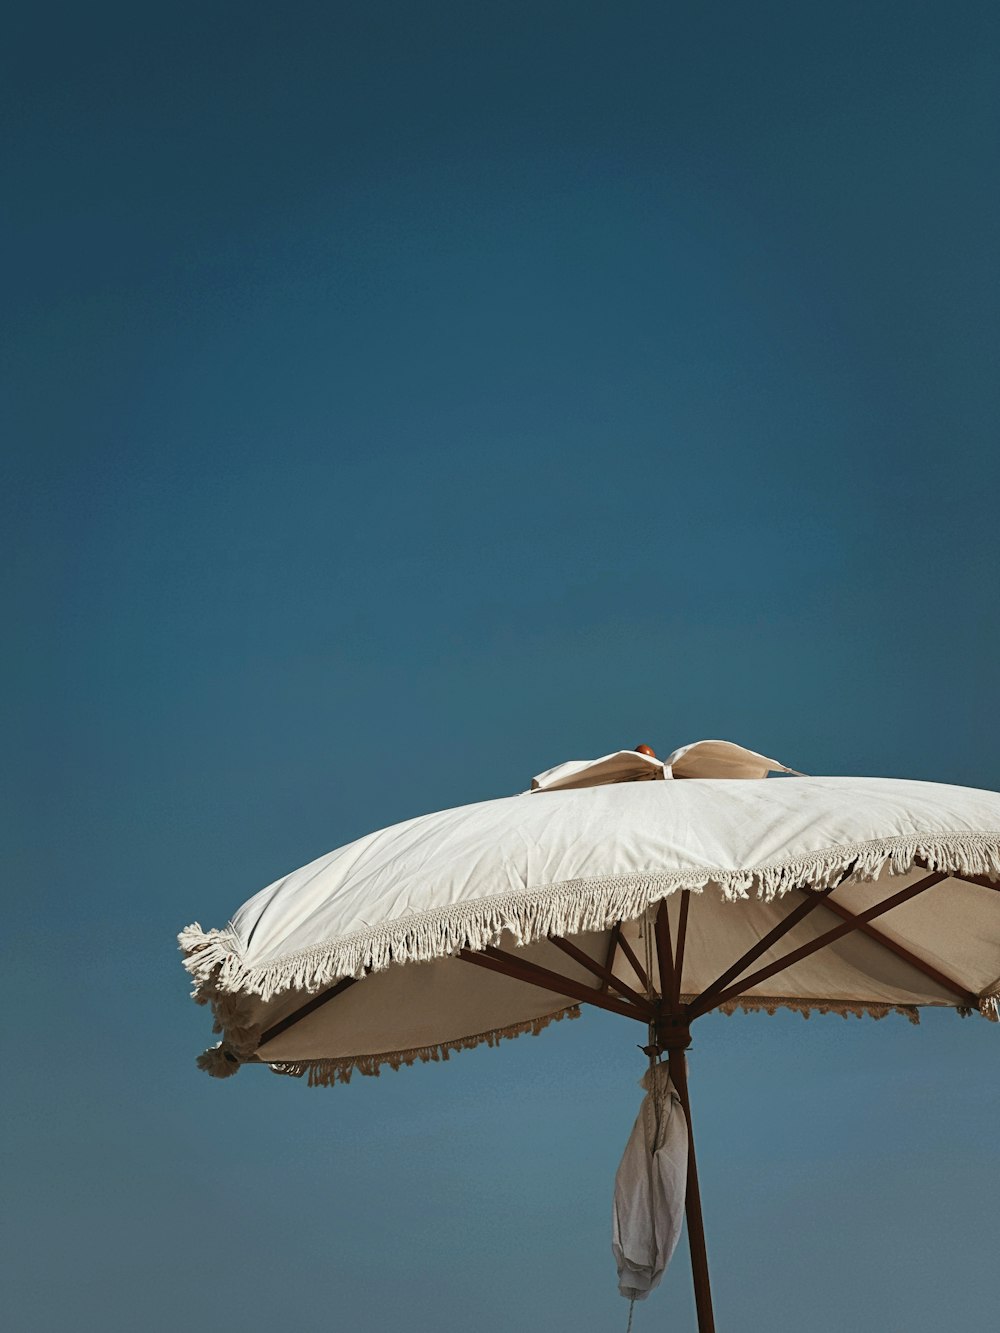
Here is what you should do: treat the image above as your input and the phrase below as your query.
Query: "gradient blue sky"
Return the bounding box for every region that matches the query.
[3,3,999,1330]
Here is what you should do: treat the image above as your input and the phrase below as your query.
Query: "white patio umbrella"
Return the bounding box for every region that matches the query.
[180,740,1000,1330]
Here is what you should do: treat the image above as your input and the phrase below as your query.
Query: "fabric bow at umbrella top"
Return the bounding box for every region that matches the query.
[529,739,798,790]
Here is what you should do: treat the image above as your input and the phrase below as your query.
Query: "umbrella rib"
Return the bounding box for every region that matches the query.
[912,857,999,893]
[935,870,1000,893]
[799,889,978,1006]
[689,867,855,1016]
[615,930,649,991]
[459,946,654,1021]
[689,871,949,1018]
[672,889,691,1009]
[548,934,650,1006]
[257,975,359,1049]
[481,944,655,1019]
[599,921,622,994]
[656,900,675,1001]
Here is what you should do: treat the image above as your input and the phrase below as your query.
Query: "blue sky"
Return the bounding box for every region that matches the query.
[3,3,999,1329]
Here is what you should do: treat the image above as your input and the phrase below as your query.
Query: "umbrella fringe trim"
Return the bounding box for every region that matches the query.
[259,1005,582,1086]
[195,992,938,1084]
[179,832,1000,1005]
[714,995,922,1024]
[198,991,936,1084]
[978,986,1000,1022]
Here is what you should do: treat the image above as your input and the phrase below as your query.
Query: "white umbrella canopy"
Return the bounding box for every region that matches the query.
[180,740,1000,1329]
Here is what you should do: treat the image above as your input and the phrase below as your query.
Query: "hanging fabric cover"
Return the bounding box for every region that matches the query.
[612,1062,689,1300]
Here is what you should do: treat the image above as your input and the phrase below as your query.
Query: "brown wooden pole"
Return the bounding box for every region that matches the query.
[652,888,716,1330]
[667,1040,716,1333]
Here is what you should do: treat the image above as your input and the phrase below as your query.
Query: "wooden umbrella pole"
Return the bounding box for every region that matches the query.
[652,900,716,1330]
[667,1040,716,1333]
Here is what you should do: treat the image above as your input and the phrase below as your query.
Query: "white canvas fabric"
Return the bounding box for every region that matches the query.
[180,744,1000,1085]
[613,1063,689,1301]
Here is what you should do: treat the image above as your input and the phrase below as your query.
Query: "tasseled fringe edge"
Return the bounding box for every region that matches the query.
[179,922,244,1001]
[193,992,264,1076]
[197,1042,244,1078]
[179,833,1000,1004]
[262,1005,582,1087]
[978,989,1000,1022]
[713,995,922,1025]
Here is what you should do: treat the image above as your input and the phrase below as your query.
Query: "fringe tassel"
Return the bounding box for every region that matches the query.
[178,922,243,1001]
[196,1043,243,1078]
[265,1005,582,1087]
[179,834,1000,1005]
[714,995,921,1025]
[209,992,261,1051]
[194,991,263,1077]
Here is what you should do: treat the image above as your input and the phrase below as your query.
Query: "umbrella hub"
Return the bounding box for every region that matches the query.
[649,1012,692,1055]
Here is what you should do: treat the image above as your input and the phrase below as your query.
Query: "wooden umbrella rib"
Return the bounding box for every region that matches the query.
[655,901,676,1001]
[599,922,622,994]
[459,946,653,1022]
[912,857,1000,893]
[257,975,358,1049]
[672,889,691,1009]
[689,871,949,1018]
[690,868,854,1015]
[481,944,655,1019]
[548,934,650,1006]
[800,888,978,1006]
[615,931,649,991]
[944,871,1000,893]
